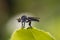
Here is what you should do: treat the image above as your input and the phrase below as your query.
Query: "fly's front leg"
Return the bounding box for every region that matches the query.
[21,22,25,29]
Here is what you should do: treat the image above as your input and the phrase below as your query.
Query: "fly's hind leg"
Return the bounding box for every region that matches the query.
[27,21,32,29]
[29,21,32,28]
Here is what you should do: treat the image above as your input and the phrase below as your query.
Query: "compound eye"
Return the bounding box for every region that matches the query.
[18,21,20,22]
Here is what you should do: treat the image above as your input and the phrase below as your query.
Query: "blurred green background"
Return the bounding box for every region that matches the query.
[0,0,60,40]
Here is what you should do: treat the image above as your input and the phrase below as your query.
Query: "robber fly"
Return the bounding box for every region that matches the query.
[17,15,40,29]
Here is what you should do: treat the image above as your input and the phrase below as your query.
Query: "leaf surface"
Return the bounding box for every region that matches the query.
[10,27,55,40]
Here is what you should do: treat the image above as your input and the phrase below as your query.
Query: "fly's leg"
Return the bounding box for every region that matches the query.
[29,21,32,28]
[27,21,32,29]
[21,22,25,29]
[23,22,25,28]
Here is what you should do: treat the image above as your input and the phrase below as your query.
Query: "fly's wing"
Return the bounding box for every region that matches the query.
[32,18,40,22]
[28,17,40,22]
[34,17,40,22]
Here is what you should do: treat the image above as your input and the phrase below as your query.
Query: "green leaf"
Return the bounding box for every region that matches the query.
[10,27,55,40]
